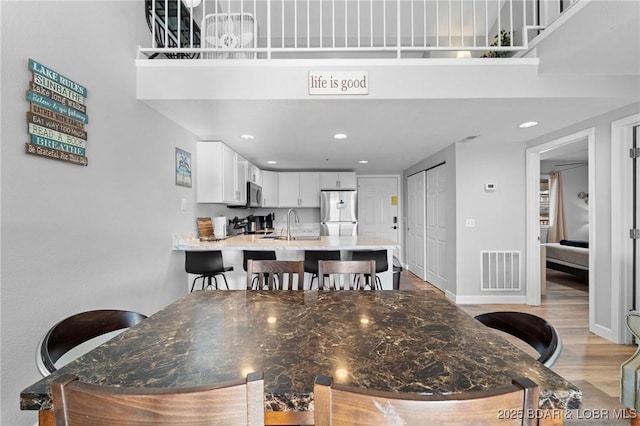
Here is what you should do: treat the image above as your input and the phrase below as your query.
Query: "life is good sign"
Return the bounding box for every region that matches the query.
[309,71,368,95]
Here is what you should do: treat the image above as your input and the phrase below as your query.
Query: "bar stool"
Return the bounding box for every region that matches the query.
[243,250,277,290]
[185,251,233,291]
[351,250,388,290]
[304,250,341,290]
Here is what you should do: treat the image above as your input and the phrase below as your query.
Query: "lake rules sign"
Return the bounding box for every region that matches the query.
[309,71,368,95]
[25,59,89,166]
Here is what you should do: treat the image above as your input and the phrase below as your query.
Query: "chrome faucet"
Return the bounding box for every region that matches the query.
[287,209,300,240]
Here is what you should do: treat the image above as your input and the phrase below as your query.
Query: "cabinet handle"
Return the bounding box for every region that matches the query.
[337,180,340,188]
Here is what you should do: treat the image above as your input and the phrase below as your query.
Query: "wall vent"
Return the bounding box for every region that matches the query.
[480,251,521,291]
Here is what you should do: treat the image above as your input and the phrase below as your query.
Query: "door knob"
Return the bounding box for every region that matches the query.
[392,226,398,230]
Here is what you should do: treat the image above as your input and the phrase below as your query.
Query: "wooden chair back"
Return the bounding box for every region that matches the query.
[37,310,148,376]
[51,372,265,426]
[317,260,376,290]
[246,259,304,290]
[313,375,539,426]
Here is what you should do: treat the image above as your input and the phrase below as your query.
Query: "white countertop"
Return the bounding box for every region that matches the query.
[173,234,399,251]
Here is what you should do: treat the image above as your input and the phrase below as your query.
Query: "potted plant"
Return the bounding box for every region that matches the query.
[482,29,512,58]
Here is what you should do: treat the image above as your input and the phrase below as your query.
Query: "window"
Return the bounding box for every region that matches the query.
[540,177,550,226]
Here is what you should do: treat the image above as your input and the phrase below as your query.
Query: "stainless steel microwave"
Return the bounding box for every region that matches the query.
[247,182,262,208]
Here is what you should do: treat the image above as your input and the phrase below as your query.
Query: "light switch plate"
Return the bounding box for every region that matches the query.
[465,218,475,227]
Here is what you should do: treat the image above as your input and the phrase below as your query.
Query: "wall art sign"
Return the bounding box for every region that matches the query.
[25,59,89,166]
[176,148,192,188]
[308,71,369,95]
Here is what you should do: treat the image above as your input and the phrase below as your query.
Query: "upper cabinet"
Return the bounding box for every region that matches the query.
[278,172,320,207]
[197,141,247,204]
[320,172,357,190]
[261,170,279,207]
[198,144,352,208]
[248,162,261,185]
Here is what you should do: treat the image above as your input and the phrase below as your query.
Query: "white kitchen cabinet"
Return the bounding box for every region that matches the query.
[248,162,261,185]
[235,154,248,204]
[261,170,279,207]
[196,141,248,204]
[320,172,357,190]
[279,172,320,207]
[299,172,321,207]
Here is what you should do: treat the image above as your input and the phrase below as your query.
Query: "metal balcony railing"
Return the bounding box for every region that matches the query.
[140,0,570,60]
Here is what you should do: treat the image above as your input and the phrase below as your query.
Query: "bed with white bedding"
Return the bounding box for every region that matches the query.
[544,241,589,281]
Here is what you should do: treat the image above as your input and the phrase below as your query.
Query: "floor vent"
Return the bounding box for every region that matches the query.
[480,251,521,291]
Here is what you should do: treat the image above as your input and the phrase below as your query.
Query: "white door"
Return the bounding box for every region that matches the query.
[357,176,400,258]
[407,172,426,280]
[426,165,447,290]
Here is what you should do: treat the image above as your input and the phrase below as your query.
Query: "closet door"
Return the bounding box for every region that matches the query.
[426,165,448,291]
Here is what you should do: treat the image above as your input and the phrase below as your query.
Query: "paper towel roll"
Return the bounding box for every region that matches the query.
[213,217,227,238]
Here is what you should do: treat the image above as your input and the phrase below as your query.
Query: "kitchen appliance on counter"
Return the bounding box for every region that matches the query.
[228,216,248,236]
[259,213,275,230]
[320,190,358,236]
[246,215,258,233]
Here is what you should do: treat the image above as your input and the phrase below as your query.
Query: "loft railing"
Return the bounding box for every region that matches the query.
[140,0,569,60]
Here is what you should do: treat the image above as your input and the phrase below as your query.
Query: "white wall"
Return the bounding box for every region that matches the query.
[0,2,200,425]
[560,165,589,241]
[453,139,527,301]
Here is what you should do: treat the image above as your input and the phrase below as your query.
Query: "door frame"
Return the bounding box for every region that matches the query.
[612,113,640,344]
[357,174,403,263]
[525,129,595,322]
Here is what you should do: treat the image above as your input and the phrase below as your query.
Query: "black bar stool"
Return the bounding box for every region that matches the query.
[351,250,388,290]
[304,250,341,290]
[243,250,277,290]
[185,251,233,291]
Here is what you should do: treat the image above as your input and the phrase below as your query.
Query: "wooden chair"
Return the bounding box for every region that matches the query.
[51,371,264,425]
[313,374,539,426]
[246,259,304,290]
[474,311,563,368]
[36,310,148,376]
[317,260,376,290]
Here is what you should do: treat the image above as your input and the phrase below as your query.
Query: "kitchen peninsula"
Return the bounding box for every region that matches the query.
[173,234,399,290]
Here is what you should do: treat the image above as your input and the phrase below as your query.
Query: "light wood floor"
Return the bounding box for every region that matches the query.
[399,269,637,425]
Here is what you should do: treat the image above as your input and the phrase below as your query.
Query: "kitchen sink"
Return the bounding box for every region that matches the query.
[260,235,321,241]
[292,235,321,241]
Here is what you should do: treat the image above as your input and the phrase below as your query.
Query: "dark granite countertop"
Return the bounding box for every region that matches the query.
[21,290,580,412]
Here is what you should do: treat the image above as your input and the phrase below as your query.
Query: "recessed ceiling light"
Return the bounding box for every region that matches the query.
[518,121,539,128]
[240,134,255,140]
[333,133,348,140]
[358,160,369,164]
[267,160,277,164]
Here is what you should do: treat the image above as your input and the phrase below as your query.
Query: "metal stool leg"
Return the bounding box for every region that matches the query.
[220,274,229,290]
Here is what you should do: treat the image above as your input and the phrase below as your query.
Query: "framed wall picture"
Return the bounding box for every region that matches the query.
[175,147,192,188]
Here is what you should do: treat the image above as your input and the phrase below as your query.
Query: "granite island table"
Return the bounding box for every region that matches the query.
[173,234,400,290]
[21,290,580,426]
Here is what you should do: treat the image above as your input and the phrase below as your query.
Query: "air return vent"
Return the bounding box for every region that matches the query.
[480,251,521,291]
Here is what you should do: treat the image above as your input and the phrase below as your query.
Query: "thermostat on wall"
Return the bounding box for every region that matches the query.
[485,183,497,191]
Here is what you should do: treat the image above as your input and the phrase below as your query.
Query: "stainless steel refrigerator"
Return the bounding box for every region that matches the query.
[320,190,358,236]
